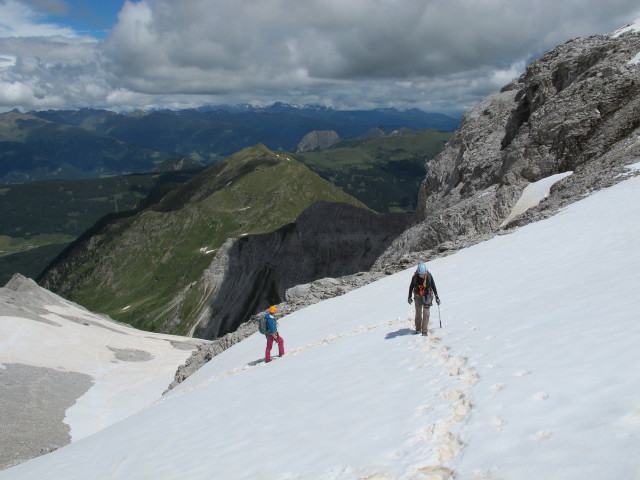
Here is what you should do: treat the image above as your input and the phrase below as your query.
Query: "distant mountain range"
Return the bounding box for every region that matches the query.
[0,111,171,183]
[0,104,458,183]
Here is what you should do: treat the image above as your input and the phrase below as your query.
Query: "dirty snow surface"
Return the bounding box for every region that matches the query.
[0,284,204,444]
[2,174,640,479]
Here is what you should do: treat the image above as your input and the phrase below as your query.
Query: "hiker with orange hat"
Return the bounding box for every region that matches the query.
[264,305,285,362]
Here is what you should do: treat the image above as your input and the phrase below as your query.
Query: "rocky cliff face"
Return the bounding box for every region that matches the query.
[192,201,409,339]
[294,130,340,152]
[376,25,640,268]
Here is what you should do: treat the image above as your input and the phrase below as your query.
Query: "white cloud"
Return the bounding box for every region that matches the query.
[0,54,17,66]
[0,34,106,111]
[0,0,76,38]
[0,0,640,113]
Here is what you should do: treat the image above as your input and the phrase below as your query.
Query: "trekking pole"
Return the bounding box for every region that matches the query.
[438,303,442,328]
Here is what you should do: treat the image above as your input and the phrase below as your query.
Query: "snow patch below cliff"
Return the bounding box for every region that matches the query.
[500,171,572,228]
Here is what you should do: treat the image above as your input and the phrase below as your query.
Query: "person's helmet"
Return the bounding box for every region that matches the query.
[269,305,277,313]
[417,263,428,275]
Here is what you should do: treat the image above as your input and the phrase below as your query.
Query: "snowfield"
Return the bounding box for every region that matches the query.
[2,171,640,479]
[0,280,206,468]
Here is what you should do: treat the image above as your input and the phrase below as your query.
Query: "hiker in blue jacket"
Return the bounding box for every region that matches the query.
[408,263,440,335]
[265,305,285,362]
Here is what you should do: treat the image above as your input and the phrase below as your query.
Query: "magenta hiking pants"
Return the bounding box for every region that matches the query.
[265,334,285,362]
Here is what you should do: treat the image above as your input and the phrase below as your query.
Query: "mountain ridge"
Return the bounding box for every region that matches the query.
[28,104,458,164]
[38,144,405,338]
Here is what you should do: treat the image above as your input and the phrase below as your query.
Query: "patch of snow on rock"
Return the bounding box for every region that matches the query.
[500,172,572,228]
[611,18,640,38]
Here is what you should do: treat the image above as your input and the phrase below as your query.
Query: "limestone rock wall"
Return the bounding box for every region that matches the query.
[193,201,409,339]
[294,130,340,153]
[377,28,640,267]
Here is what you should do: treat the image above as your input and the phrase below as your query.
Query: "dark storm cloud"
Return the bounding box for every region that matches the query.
[1,0,639,112]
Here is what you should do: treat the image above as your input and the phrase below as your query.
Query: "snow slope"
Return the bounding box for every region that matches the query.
[2,170,640,479]
[0,285,205,442]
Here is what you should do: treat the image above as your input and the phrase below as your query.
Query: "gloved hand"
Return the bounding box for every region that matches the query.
[436,296,441,305]
[408,297,413,305]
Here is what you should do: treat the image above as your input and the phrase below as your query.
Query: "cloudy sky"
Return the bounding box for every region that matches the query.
[1,0,639,115]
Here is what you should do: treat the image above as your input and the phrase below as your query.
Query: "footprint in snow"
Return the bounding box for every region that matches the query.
[450,399,472,421]
[360,474,387,480]
[414,466,454,480]
[436,354,451,366]
[431,346,450,360]
[533,392,549,401]
[492,416,508,428]
[461,371,480,385]
[442,389,465,401]
[435,432,464,462]
[532,430,552,441]
[472,468,497,479]
[449,355,467,367]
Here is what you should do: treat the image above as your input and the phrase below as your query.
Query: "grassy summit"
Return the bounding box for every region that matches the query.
[41,144,365,335]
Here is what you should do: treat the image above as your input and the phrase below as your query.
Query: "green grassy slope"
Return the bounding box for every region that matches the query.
[0,171,200,285]
[41,144,366,335]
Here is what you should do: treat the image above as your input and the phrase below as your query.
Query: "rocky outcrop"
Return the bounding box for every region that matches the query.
[294,130,340,152]
[193,201,409,339]
[376,25,640,267]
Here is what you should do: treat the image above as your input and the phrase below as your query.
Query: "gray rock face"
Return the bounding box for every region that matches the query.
[294,130,340,152]
[194,201,409,339]
[376,28,640,267]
